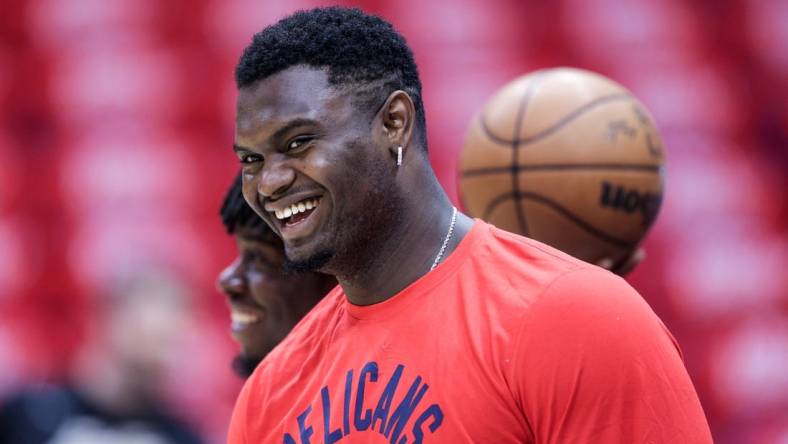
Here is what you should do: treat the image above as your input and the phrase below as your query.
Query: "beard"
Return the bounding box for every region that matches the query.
[281,149,405,279]
[232,354,262,378]
[282,250,333,275]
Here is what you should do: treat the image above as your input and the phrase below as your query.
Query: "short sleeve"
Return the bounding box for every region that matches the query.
[512,267,713,444]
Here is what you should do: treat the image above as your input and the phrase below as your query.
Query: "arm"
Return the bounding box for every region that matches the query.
[512,268,712,443]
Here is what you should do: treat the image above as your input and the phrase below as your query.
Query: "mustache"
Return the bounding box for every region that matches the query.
[259,185,324,206]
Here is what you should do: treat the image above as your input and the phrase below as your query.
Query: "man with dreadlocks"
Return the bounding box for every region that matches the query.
[218,174,336,377]
[228,6,712,443]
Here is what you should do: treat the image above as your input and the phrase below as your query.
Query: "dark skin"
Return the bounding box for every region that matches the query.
[217,227,335,361]
[234,66,473,305]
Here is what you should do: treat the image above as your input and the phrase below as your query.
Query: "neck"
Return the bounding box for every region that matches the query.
[335,167,473,305]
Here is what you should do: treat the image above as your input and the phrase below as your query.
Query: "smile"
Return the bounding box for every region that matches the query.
[272,197,321,226]
[230,306,262,332]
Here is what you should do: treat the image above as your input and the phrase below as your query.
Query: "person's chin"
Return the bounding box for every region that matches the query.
[232,353,263,378]
[283,247,333,275]
[231,319,266,347]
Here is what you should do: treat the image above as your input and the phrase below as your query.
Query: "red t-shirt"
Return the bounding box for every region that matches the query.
[228,221,712,443]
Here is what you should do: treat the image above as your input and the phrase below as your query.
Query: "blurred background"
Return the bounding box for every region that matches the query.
[0,0,785,442]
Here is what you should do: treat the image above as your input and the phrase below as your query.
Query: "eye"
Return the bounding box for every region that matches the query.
[286,136,314,152]
[239,153,262,164]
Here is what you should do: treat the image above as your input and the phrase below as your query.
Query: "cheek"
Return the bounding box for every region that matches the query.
[241,176,257,203]
[299,144,338,182]
[329,140,378,189]
[249,277,289,309]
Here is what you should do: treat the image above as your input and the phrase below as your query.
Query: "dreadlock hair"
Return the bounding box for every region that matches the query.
[220,173,281,246]
[235,7,428,151]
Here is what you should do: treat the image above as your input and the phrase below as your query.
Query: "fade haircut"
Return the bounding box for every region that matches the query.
[235,7,428,151]
[220,173,281,246]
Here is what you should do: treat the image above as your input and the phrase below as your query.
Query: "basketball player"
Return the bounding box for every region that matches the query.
[218,174,336,377]
[218,174,635,380]
[217,174,636,379]
[228,7,712,443]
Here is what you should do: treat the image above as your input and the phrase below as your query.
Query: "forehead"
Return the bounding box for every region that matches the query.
[235,66,351,145]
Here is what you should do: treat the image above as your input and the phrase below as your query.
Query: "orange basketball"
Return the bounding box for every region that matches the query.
[459,67,665,266]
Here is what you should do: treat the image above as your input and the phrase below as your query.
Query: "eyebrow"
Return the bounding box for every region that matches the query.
[234,118,320,154]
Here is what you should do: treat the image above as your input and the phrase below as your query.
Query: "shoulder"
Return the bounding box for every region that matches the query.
[246,285,345,383]
[459,224,675,363]
[509,268,711,442]
[526,266,666,338]
[460,221,594,307]
[469,221,590,280]
[513,265,681,375]
[480,222,589,271]
[471,223,654,315]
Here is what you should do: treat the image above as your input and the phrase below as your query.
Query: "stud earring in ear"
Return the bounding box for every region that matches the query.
[396,146,403,166]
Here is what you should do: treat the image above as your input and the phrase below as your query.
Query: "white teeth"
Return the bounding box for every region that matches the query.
[272,198,320,220]
[231,311,259,324]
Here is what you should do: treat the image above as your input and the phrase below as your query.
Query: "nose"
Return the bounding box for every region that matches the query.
[258,156,296,199]
[217,257,245,296]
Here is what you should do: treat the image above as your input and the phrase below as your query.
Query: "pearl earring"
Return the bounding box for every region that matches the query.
[396,146,403,166]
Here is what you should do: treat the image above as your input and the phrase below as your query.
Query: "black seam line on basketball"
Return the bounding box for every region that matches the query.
[510,73,547,236]
[461,163,662,177]
[482,191,636,248]
[479,92,633,147]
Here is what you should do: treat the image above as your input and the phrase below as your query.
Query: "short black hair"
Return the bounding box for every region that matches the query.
[220,173,281,246]
[235,7,428,150]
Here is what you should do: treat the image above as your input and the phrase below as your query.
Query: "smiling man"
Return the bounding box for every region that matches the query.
[218,174,336,377]
[228,7,712,443]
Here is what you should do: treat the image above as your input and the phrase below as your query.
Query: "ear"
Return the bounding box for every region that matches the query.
[374,90,416,160]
